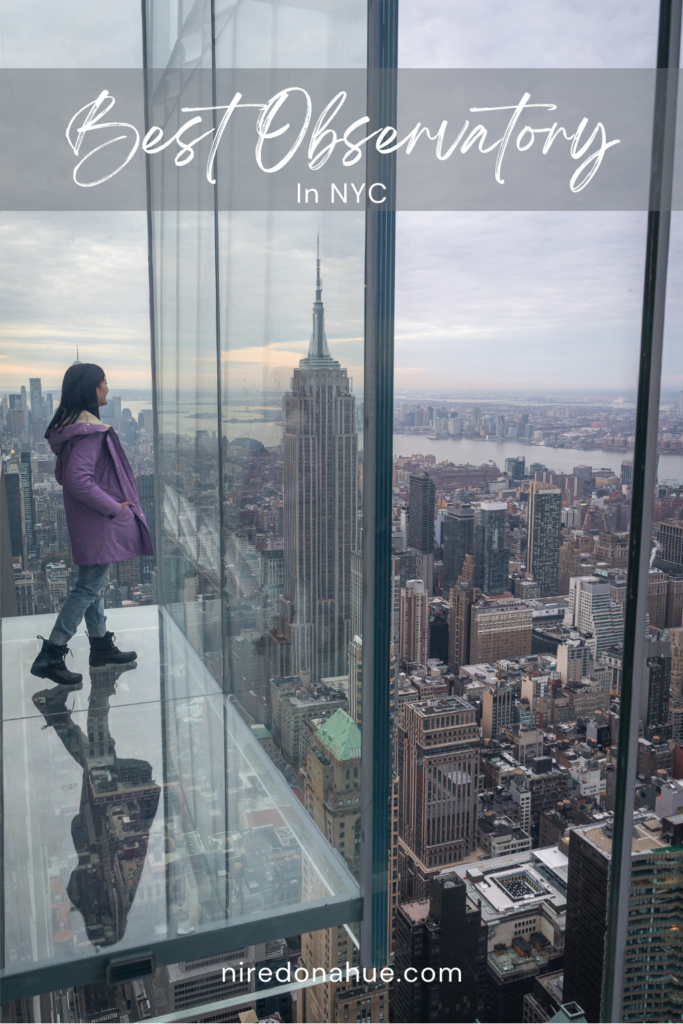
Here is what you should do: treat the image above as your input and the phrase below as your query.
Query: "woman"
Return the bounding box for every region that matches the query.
[31,363,154,686]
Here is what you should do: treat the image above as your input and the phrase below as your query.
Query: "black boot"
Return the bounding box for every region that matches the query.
[89,631,137,668]
[31,637,83,687]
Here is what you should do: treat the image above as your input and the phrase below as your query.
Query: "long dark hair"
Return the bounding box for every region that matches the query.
[46,363,105,434]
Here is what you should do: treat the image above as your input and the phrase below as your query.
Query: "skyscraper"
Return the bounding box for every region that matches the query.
[620,459,634,487]
[474,501,510,595]
[564,815,683,1023]
[29,378,43,417]
[481,683,514,740]
[448,579,480,672]
[441,502,474,593]
[400,579,430,667]
[4,468,25,565]
[407,475,435,547]
[565,576,624,657]
[280,242,357,683]
[505,456,525,480]
[527,482,562,597]
[18,452,35,559]
[656,519,683,572]
[642,632,671,740]
[137,474,156,584]
[408,472,436,594]
[397,696,480,899]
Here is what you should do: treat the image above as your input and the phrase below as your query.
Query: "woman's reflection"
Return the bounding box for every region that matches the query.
[32,662,161,947]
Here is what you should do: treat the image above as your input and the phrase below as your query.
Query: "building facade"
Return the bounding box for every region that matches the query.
[281,251,357,683]
[397,696,480,899]
[527,483,562,598]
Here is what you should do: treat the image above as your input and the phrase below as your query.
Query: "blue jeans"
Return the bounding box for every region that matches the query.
[49,564,111,645]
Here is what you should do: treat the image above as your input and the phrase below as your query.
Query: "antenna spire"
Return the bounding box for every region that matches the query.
[308,235,331,360]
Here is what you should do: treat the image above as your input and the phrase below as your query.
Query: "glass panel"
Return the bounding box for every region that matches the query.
[0,606,357,989]
[1,0,373,1015]
[391,5,665,1024]
[143,0,378,1020]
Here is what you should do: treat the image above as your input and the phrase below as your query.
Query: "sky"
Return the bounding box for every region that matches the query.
[1,0,682,397]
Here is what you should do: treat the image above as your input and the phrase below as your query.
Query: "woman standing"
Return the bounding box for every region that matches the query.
[31,363,154,686]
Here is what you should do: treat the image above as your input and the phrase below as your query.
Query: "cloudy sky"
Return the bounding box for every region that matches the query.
[1,0,681,397]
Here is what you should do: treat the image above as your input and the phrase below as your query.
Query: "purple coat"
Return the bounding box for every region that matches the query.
[48,421,154,566]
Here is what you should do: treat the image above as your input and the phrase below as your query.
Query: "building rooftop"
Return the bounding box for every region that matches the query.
[316,708,361,761]
[452,848,568,926]
[579,814,670,857]
[398,898,431,925]
[412,695,474,714]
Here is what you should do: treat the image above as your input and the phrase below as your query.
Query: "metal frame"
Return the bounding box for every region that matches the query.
[361,0,399,969]
[601,2,682,1021]
[0,894,363,1003]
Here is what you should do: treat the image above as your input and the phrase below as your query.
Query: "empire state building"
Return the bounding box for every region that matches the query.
[280,241,358,683]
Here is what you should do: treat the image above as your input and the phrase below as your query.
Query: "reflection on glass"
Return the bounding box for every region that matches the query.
[0,606,358,995]
[32,661,160,949]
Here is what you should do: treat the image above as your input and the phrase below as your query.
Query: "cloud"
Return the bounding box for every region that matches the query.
[395,209,683,392]
[0,211,151,389]
[2,1,682,402]
[398,0,659,70]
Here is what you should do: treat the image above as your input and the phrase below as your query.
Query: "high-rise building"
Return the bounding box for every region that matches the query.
[448,579,481,671]
[428,599,449,664]
[474,502,510,596]
[407,473,436,553]
[400,579,430,667]
[520,673,552,730]
[642,632,671,740]
[390,556,402,650]
[407,472,436,593]
[257,547,284,632]
[393,874,483,1023]
[14,569,36,616]
[505,456,525,480]
[620,459,633,487]
[481,683,514,740]
[138,408,154,432]
[452,849,568,1023]
[280,246,357,682]
[595,531,629,569]
[565,576,624,657]
[469,596,533,664]
[671,626,683,696]
[666,573,683,628]
[527,482,562,598]
[564,815,683,1024]
[299,709,389,1024]
[656,519,683,572]
[28,377,43,417]
[397,696,479,899]
[4,469,25,565]
[348,634,363,727]
[556,633,594,683]
[137,473,156,583]
[18,452,35,559]
[441,502,474,592]
[678,390,683,416]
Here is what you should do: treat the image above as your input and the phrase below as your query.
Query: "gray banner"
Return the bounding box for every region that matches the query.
[0,69,680,210]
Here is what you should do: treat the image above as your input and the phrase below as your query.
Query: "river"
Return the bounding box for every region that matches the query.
[110,399,683,484]
[393,433,683,484]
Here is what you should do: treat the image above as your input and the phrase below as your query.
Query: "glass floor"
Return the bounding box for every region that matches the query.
[0,606,361,1001]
